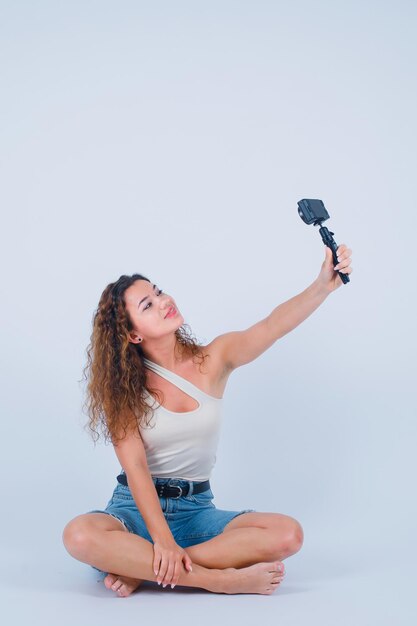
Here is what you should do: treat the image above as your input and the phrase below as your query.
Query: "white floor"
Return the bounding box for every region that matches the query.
[1,534,414,626]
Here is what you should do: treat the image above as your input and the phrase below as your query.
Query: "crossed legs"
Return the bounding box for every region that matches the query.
[62,511,303,596]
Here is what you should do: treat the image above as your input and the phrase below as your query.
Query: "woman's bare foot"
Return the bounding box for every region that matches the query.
[104,573,144,597]
[221,561,286,595]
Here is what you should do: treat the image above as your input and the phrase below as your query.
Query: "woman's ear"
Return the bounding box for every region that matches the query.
[128,333,143,344]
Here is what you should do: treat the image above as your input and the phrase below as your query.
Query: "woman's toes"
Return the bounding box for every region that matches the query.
[104,574,117,589]
[271,576,284,583]
[112,580,123,592]
[104,573,143,597]
[271,561,285,574]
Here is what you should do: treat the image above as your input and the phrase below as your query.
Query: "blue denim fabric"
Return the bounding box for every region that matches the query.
[86,476,256,577]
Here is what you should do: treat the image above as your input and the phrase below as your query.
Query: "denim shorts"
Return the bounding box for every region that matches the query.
[86,476,256,577]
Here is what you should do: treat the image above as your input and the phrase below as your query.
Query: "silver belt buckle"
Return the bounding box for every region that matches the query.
[171,485,182,498]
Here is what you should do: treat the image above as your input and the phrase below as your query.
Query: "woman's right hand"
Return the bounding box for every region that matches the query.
[153,536,193,588]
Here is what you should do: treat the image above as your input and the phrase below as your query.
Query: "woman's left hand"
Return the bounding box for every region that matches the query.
[316,244,353,294]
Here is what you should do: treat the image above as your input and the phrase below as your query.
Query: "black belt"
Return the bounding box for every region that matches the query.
[116,472,210,499]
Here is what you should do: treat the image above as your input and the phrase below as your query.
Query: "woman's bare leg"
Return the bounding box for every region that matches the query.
[185,527,289,569]
[62,514,285,596]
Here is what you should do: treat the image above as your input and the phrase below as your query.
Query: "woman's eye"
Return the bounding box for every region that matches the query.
[144,289,163,310]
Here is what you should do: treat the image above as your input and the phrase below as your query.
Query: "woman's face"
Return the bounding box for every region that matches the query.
[124,279,183,343]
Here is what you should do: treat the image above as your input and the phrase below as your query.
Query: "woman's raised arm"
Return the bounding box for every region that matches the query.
[209,243,353,371]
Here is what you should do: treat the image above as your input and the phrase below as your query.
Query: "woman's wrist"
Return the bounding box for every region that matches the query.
[312,277,332,298]
[152,528,176,544]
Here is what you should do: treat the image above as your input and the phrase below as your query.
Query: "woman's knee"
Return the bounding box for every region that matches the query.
[268,517,304,560]
[62,513,125,560]
[282,518,304,556]
[62,515,93,559]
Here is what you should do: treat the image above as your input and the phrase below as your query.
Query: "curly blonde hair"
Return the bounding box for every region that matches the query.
[80,273,207,445]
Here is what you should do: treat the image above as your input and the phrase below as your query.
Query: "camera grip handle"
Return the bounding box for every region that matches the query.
[319,226,350,285]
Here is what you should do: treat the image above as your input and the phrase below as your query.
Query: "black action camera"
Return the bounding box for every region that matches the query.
[297,198,350,284]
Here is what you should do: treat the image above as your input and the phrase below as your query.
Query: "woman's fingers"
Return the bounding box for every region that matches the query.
[170,561,180,589]
[336,244,350,256]
[154,544,192,589]
[334,244,352,271]
[157,555,168,585]
[154,556,161,581]
[335,246,352,262]
[334,257,351,270]
[162,559,175,587]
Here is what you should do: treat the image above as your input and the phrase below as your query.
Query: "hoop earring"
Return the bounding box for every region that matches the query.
[138,338,143,343]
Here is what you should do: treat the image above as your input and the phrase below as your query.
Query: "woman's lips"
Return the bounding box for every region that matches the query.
[165,306,177,318]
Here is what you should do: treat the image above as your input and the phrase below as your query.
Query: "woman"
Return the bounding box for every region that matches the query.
[62,244,353,596]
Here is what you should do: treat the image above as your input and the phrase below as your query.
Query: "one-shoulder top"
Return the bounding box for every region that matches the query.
[136,357,224,481]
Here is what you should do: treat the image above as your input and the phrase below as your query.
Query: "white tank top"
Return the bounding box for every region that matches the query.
[137,357,224,481]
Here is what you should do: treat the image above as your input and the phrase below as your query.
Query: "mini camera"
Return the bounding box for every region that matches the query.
[297,198,350,284]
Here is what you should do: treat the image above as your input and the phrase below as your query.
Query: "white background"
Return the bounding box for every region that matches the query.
[1,1,416,623]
